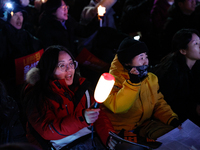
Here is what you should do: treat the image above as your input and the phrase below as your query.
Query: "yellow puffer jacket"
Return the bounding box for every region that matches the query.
[102,55,178,131]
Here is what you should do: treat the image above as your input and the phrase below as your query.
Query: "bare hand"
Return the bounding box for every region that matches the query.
[107,136,118,150]
[84,108,100,124]
[130,67,139,75]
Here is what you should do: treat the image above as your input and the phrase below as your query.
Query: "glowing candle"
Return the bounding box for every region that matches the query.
[97,5,106,16]
[97,5,106,27]
[93,73,115,108]
[41,0,47,3]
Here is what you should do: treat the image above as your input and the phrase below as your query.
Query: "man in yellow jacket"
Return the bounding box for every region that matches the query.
[102,37,180,140]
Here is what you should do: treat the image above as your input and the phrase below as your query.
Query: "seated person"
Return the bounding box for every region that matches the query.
[0,2,42,103]
[13,0,41,36]
[22,45,117,150]
[153,28,200,126]
[102,37,180,142]
[37,0,99,56]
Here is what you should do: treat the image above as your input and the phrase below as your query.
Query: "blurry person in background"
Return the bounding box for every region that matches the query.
[13,0,41,36]
[162,0,200,54]
[80,0,117,29]
[151,0,174,33]
[37,0,99,56]
[0,2,42,108]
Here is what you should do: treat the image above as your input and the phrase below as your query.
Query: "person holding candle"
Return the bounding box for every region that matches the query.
[80,0,117,29]
[22,45,117,150]
[37,0,99,57]
[102,37,180,145]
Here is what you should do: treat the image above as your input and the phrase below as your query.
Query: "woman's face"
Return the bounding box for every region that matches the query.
[182,33,200,60]
[54,0,68,22]
[54,51,75,86]
[131,52,149,66]
[9,11,23,29]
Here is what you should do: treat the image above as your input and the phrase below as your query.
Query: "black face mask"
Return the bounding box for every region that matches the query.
[125,65,149,78]
[134,65,149,78]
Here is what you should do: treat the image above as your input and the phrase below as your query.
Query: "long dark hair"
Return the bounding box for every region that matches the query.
[153,28,200,77]
[23,45,80,117]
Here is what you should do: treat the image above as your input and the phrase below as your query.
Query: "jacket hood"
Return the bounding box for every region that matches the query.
[109,55,129,88]
[26,67,40,85]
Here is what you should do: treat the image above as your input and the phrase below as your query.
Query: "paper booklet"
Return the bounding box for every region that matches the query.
[156,119,200,150]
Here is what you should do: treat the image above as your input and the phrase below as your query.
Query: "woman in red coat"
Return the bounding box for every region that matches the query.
[22,45,116,150]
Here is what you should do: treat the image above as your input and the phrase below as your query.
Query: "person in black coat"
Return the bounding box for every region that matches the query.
[37,0,99,57]
[0,3,43,103]
[162,0,200,54]
[153,29,200,126]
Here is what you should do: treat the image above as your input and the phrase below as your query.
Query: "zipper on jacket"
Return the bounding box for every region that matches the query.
[65,104,69,115]
[50,122,68,136]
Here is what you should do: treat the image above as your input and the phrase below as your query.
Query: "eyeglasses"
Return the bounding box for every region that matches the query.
[57,61,78,72]
[61,5,69,10]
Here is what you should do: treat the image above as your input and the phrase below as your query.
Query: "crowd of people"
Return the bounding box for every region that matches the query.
[0,0,200,149]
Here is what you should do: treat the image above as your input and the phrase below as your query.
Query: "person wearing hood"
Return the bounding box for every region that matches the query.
[102,38,180,144]
[13,0,40,36]
[0,2,42,105]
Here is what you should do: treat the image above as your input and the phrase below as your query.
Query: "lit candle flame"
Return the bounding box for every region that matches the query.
[134,35,140,41]
[41,0,47,3]
[11,11,14,16]
[94,73,115,103]
[97,5,106,17]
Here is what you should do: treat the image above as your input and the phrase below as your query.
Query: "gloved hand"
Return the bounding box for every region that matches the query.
[84,108,100,124]
[170,118,182,128]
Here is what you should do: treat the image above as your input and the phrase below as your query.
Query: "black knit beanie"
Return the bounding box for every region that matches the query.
[117,37,149,65]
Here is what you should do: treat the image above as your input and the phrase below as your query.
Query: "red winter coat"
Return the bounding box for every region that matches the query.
[26,78,114,147]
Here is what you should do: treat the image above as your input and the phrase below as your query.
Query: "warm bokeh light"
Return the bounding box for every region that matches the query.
[94,73,115,103]
[97,5,106,16]
[41,0,47,3]
[11,11,14,16]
